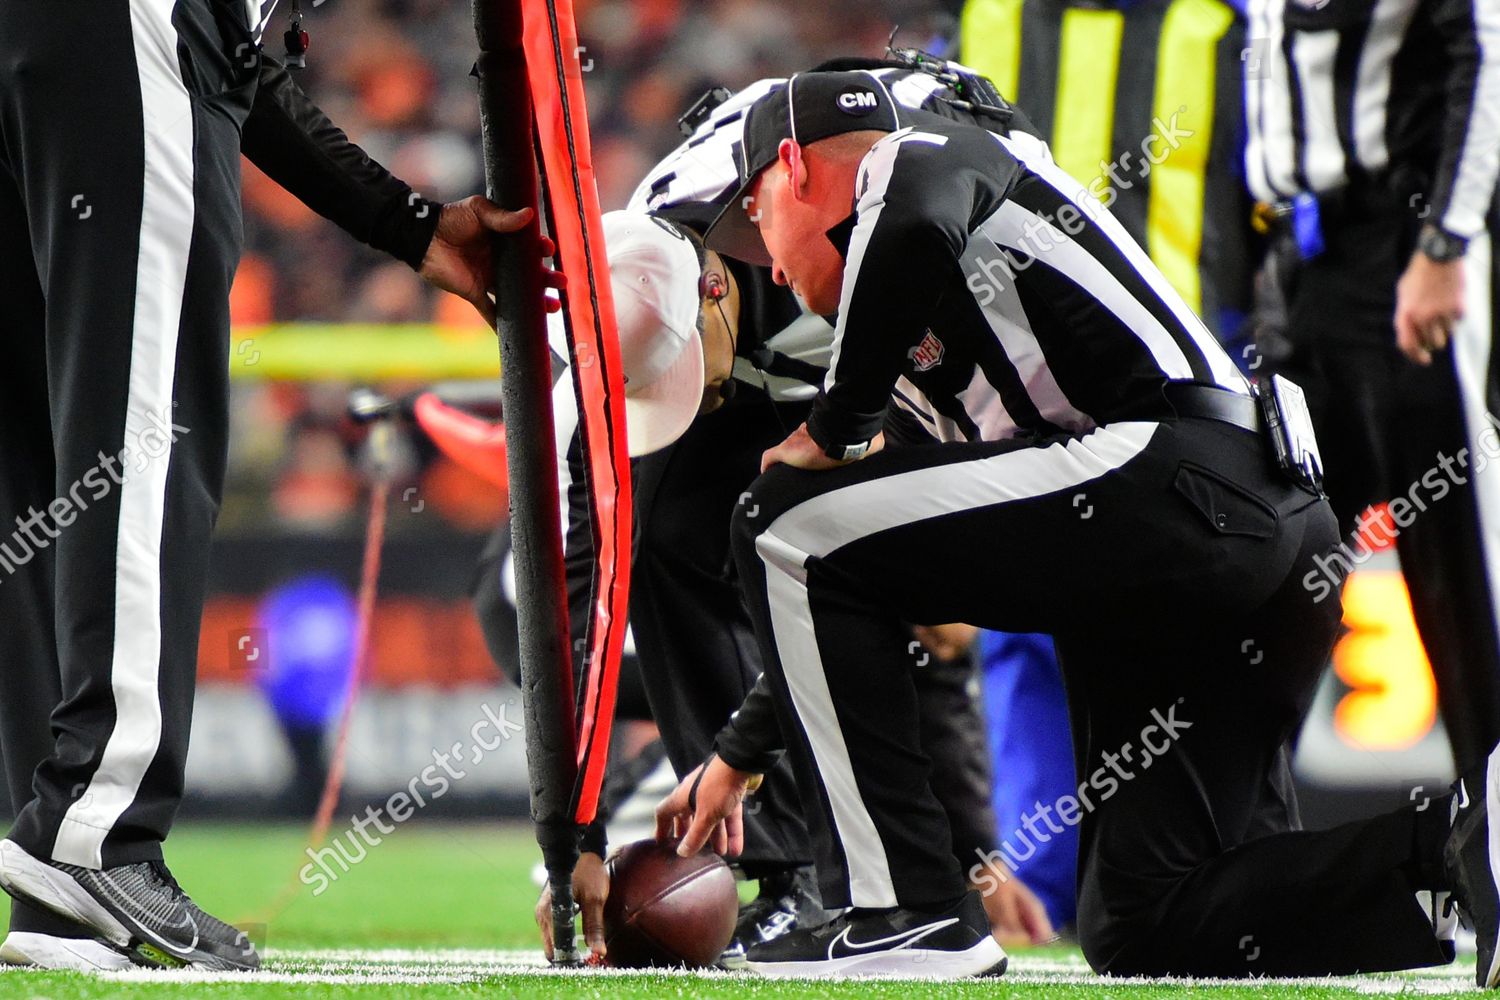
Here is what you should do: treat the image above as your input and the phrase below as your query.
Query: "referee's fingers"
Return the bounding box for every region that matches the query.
[1427,319,1451,353]
[678,803,719,857]
[653,800,679,844]
[724,804,744,858]
[475,292,497,329]
[654,764,699,843]
[535,887,555,959]
[710,819,728,857]
[1395,309,1432,366]
[471,198,535,235]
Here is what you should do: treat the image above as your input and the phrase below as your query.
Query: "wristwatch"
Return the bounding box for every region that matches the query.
[822,438,873,462]
[1418,223,1468,263]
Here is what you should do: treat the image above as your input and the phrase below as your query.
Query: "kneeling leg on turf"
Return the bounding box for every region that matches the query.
[729,420,1461,978]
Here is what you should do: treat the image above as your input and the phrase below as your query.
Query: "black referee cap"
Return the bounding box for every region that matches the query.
[705,70,902,267]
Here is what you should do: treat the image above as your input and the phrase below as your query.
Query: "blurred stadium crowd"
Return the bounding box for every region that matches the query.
[226,0,958,534]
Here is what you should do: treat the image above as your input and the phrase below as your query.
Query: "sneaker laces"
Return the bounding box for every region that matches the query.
[140,863,243,941]
[145,862,182,895]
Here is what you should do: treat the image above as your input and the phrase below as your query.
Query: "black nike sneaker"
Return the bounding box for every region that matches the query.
[1443,746,1500,988]
[720,866,828,968]
[744,889,1006,979]
[0,839,259,971]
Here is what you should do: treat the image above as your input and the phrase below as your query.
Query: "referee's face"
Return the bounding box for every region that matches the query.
[751,145,848,316]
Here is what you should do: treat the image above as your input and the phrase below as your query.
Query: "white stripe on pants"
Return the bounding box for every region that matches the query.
[1452,231,1500,691]
[752,421,1158,907]
[51,0,194,869]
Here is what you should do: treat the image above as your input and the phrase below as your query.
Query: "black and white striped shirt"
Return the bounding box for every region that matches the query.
[629,67,983,221]
[246,0,280,45]
[1244,0,1500,238]
[810,113,1249,451]
[627,65,1017,406]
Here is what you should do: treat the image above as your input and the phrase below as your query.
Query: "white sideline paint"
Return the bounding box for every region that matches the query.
[0,948,1474,991]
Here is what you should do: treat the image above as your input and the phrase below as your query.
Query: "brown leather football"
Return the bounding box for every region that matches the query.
[602,839,739,968]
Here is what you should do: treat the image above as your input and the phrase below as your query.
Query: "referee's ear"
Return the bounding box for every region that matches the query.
[780,139,809,202]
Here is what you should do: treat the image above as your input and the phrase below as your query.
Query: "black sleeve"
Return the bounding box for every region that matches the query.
[881,401,939,449]
[805,129,1014,453]
[1423,0,1500,239]
[579,817,607,858]
[550,375,598,687]
[712,675,784,773]
[241,55,442,268]
[556,376,608,859]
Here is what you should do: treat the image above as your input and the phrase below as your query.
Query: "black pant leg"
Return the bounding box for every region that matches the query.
[731,421,1273,911]
[0,0,253,868]
[1273,208,1500,774]
[1390,223,1500,774]
[913,649,999,863]
[629,391,813,872]
[1064,521,1444,976]
[0,112,89,939]
[733,418,1448,974]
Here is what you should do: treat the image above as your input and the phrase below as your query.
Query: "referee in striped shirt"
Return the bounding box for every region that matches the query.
[1245,0,1500,775]
[0,0,541,970]
[654,69,1496,982]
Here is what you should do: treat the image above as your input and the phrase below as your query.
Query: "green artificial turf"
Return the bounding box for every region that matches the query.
[0,822,1480,998]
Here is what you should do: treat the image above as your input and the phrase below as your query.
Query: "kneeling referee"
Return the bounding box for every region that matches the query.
[658,70,1484,983]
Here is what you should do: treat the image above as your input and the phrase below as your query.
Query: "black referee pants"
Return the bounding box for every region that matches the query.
[1264,202,1500,774]
[0,0,254,911]
[733,416,1453,976]
[626,391,815,874]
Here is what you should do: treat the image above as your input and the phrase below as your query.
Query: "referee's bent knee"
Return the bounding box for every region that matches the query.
[730,465,805,554]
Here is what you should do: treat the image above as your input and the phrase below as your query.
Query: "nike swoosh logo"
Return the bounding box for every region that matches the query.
[97,874,201,958]
[132,912,200,960]
[1460,781,1472,810]
[165,910,201,957]
[827,918,958,960]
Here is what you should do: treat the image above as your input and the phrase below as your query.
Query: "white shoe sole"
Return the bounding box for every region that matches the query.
[746,936,1007,979]
[1484,746,1500,988]
[0,840,130,948]
[0,931,133,971]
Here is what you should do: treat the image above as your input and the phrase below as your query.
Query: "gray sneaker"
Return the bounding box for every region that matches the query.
[0,930,135,970]
[0,839,259,971]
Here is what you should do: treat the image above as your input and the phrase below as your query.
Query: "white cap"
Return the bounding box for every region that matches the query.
[602,210,706,457]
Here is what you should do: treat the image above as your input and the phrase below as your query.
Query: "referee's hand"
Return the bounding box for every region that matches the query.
[1395,252,1464,366]
[654,757,752,859]
[418,197,567,328]
[761,423,885,473]
[535,850,609,961]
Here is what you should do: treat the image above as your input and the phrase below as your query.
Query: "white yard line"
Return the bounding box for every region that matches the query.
[0,948,1476,990]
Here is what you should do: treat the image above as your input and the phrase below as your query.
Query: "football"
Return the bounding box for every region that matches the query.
[601,838,740,968]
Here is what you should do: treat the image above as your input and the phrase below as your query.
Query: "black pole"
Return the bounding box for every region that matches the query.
[471,0,582,965]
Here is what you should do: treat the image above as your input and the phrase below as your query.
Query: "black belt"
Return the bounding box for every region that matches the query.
[1260,166,1424,230]
[1159,382,1262,434]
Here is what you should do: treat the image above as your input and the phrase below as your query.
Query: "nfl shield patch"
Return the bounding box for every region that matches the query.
[909,330,945,372]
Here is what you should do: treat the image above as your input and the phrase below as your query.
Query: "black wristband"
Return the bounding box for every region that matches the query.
[806,408,874,462]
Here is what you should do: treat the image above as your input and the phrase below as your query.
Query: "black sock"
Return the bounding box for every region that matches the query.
[7,899,92,939]
[1407,792,1455,890]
